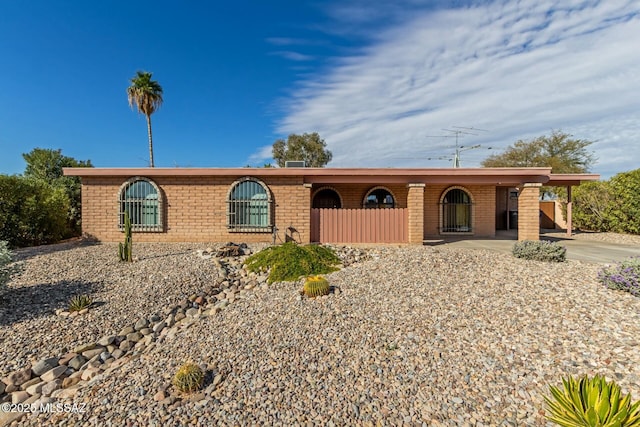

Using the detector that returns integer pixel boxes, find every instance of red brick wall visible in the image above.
[517,183,541,241]
[313,184,408,209]
[81,176,310,243]
[407,184,425,244]
[423,184,496,238]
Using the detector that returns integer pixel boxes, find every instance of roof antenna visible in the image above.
[424,126,490,167]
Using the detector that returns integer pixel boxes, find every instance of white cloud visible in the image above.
[269,50,315,61]
[269,0,640,178]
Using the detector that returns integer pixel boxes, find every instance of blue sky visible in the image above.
[1,1,638,178]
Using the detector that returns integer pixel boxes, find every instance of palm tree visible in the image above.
[127,71,163,167]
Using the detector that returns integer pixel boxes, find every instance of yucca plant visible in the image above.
[545,375,640,427]
[303,275,330,298]
[172,362,204,393]
[68,294,93,312]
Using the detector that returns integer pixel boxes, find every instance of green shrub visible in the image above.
[0,240,22,292]
[572,169,640,235]
[0,175,72,247]
[598,257,640,298]
[172,363,204,393]
[545,374,640,426]
[244,242,340,283]
[572,180,613,232]
[512,240,566,262]
[303,275,330,297]
[68,294,93,312]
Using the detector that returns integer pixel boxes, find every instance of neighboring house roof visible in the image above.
[63,167,599,186]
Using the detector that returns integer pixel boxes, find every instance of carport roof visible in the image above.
[63,167,599,186]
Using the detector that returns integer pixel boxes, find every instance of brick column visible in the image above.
[517,183,541,241]
[298,183,313,243]
[407,183,425,244]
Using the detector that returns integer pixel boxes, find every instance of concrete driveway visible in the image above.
[428,230,639,264]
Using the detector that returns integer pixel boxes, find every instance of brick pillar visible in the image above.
[299,183,313,243]
[407,183,425,244]
[517,183,541,241]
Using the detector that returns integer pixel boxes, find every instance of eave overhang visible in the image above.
[63,167,599,186]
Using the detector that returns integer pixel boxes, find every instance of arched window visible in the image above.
[440,187,473,233]
[118,177,162,232]
[312,188,342,208]
[227,178,272,232]
[363,187,395,208]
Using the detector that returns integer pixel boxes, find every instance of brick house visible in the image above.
[63,167,598,244]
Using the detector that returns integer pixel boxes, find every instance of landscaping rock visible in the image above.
[41,379,62,397]
[40,366,66,382]
[126,332,143,343]
[134,318,149,331]
[58,352,78,366]
[82,347,105,360]
[73,343,97,354]
[68,355,88,371]
[3,367,32,388]
[26,381,45,396]
[97,335,116,346]
[31,357,59,376]
[12,390,30,404]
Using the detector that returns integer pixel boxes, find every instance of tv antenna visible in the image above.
[424,126,490,167]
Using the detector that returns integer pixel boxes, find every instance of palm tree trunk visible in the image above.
[146,114,155,167]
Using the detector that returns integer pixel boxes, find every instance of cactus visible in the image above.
[303,275,330,298]
[118,211,133,262]
[68,294,92,312]
[545,374,640,427]
[172,362,204,393]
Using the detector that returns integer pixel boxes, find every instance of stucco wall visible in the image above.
[81,175,310,243]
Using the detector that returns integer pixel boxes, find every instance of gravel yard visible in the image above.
[2,241,640,426]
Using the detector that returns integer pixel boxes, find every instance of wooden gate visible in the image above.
[311,208,408,243]
[539,201,556,229]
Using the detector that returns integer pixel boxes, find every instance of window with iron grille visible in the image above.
[363,187,396,208]
[441,188,473,233]
[118,177,163,232]
[227,178,272,232]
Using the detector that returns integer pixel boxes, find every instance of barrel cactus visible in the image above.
[173,362,204,393]
[303,275,330,298]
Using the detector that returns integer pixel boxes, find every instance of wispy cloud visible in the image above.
[269,50,315,61]
[268,0,640,178]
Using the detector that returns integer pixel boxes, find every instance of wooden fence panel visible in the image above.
[311,208,407,243]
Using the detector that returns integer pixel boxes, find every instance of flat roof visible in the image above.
[63,167,599,186]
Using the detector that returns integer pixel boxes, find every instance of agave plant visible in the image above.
[68,294,93,312]
[303,275,330,298]
[545,375,640,427]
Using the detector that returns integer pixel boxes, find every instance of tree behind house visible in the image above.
[272,132,332,167]
[127,71,163,167]
[481,130,596,173]
[22,148,93,235]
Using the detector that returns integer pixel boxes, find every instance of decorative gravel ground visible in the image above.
[2,241,640,426]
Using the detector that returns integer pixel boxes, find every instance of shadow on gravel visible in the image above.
[0,279,102,326]
[12,239,100,262]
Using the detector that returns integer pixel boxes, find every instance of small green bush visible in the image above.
[512,240,566,262]
[598,257,640,297]
[545,374,640,426]
[0,240,22,293]
[244,242,340,283]
[68,294,93,312]
[173,363,204,394]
